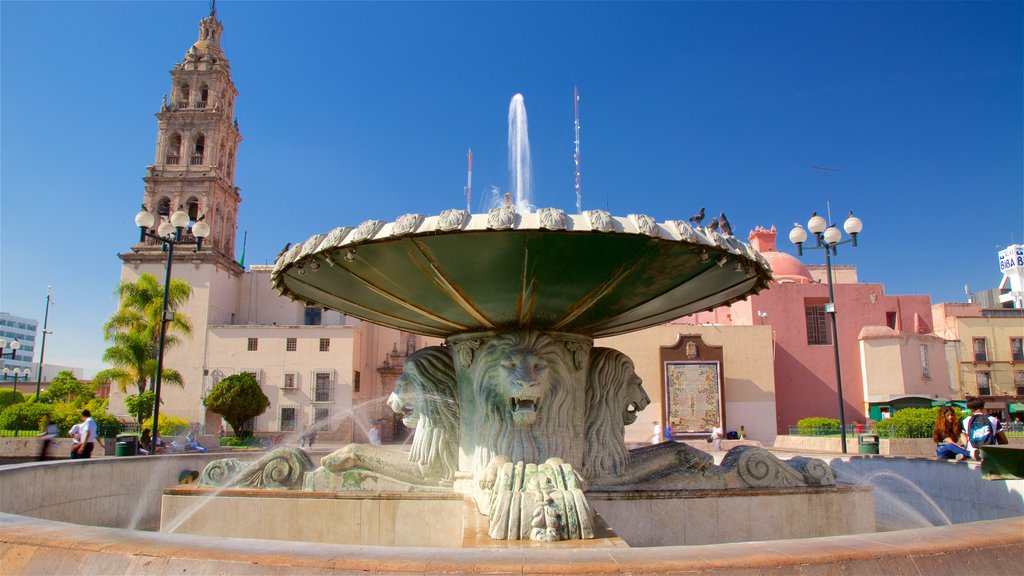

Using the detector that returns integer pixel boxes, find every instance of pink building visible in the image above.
[676,226,949,432]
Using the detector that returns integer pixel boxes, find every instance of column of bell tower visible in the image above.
[126,11,243,265]
[116,8,245,426]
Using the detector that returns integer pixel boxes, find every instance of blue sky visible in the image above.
[1,1,1021,377]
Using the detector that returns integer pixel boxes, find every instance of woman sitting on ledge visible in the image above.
[933,406,971,460]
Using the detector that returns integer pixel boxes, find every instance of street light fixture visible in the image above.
[790,210,864,454]
[34,286,53,402]
[0,339,21,362]
[134,204,210,453]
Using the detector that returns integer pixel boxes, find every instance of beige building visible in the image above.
[932,303,1024,416]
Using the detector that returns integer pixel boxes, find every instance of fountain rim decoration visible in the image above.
[271,208,774,339]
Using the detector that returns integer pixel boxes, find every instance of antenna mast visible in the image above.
[574,86,582,214]
[465,149,473,213]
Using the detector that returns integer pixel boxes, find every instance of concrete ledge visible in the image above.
[2,512,1022,575]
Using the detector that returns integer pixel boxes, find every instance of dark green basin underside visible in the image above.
[279,230,766,338]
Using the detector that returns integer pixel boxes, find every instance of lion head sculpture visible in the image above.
[387,346,459,481]
[468,330,578,471]
[582,347,651,480]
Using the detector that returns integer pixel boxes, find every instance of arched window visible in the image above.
[191,134,205,165]
[186,197,200,222]
[178,83,191,108]
[198,85,209,109]
[157,197,172,217]
[165,133,182,165]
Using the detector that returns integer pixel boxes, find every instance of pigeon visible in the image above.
[706,218,719,233]
[688,207,705,227]
[275,242,291,261]
[719,212,732,236]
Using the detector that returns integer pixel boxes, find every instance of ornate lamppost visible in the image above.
[790,211,863,454]
[34,286,53,401]
[134,205,210,453]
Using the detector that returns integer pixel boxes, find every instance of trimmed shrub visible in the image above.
[797,417,840,435]
[50,402,121,437]
[0,388,25,412]
[874,407,968,439]
[0,402,51,432]
[143,415,191,438]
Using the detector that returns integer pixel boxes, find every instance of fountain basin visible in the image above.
[272,211,771,338]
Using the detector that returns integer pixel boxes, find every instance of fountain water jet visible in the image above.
[507,93,534,214]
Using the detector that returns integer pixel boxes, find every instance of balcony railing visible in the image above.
[189,154,204,165]
[164,154,181,165]
[196,101,207,109]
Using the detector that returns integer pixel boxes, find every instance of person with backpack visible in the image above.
[961,397,1008,460]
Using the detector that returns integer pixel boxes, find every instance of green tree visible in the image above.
[203,373,269,438]
[124,391,156,425]
[94,273,192,426]
[43,371,96,405]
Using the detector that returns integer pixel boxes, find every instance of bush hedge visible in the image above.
[797,417,840,435]
[0,388,25,412]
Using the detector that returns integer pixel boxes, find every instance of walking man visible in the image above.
[71,409,98,459]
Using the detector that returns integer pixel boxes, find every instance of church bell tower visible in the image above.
[121,5,243,269]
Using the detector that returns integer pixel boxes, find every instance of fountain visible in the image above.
[182,94,854,544]
[1,94,1021,572]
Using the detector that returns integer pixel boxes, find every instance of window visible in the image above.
[286,338,297,352]
[977,371,991,396]
[353,370,361,393]
[313,407,330,430]
[280,407,297,432]
[191,134,206,165]
[920,345,930,379]
[1011,338,1024,362]
[165,133,182,165]
[805,304,831,346]
[177,83,191,108]
[282,373,297,389]
[1015,371,1024,395]
[304,307,322,326]
[247,337,258,351]
[314,372,332,402]
[319,338,330,352]
[973,338,988,362]
[186,197,200,222]
[886,312,897,330]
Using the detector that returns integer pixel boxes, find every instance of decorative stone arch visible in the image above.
[164,133,183,165]
[185,197,201,222]
[156,196,172,218]
[190,133,206,165]
[198,84,210,109]
[177,82,191,108]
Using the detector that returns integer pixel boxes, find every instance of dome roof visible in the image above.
[760,250,812,283]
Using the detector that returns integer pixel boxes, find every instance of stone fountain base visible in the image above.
[160,482,872,547]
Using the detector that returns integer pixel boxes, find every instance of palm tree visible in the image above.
[95,274,192,425]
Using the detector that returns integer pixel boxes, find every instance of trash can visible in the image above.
[115,433,139,457]
[858,433,879,455]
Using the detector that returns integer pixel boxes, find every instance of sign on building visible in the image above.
[998,244,1023,308]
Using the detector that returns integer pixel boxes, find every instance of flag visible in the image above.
[238,230,247,267]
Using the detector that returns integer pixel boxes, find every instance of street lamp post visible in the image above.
[134,205,210,453]
[790,211,863,454]
[34,286,53,402]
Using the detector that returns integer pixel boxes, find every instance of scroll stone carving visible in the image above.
[483,458,594,541]
[438,209,468,231]
[538,208,567,230]
[353,219,385,242]
[393,213,423,236]
[628,214,659,237]
[313,227,353,254]
[450,339,480,369]
[487,206,516,230]
[297,234,326,259]
[585,209,614,232]
[199,448,314,490]
[564,340,591,371]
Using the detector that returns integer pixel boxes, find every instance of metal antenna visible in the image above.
[574,86,582,214]
[465,149,473,213]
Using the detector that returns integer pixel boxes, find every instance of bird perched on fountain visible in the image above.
[719,212,732,236]
[688,207,705,227]
[275,242,291,262]
[706,218,719,233]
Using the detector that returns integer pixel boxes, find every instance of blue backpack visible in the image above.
[966,414,996,448]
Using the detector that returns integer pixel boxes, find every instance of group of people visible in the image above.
[933,396,1009,461]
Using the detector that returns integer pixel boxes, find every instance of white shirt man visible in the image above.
[71,410,98,459]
